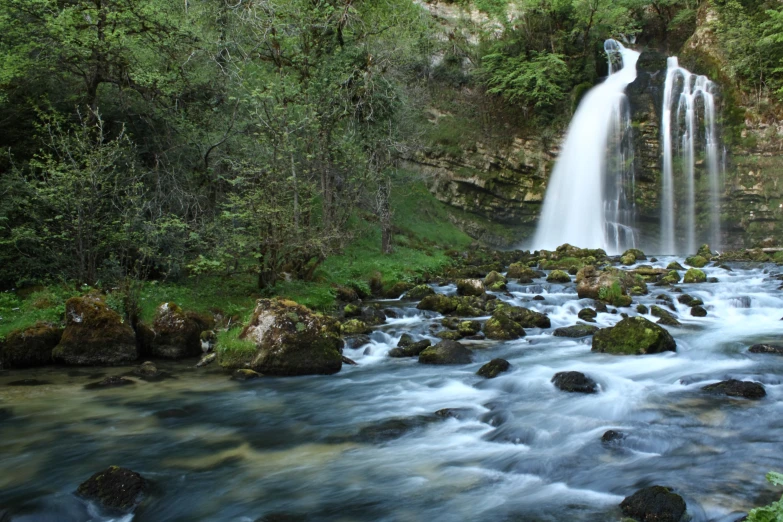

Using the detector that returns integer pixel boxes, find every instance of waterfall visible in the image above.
[660,58,721,254]
[532,40,639,254]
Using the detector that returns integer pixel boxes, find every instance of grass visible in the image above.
[215,326,257,368]
[0,286,80,340]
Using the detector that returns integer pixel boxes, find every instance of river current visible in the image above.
[2,258,783,521]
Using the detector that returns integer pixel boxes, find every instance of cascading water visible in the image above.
[532,40,639,254]
[660,58,721,254]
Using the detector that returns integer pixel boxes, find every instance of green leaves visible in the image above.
[483,50,569,110]
[746,471,783,522]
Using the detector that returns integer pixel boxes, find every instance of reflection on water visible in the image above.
[2,258,783,521]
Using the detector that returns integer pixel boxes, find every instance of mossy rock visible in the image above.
[690,305,707,317]
[76,466,147,512]
[483,311,525,340]
[697,244,713,259]
[340,319,371,335]
[404,284,435,300]
[683,268,707,284]
[551,371,598,393]
[546,270,571,283]
[507,263,539,282]
[458,320,481,336]
[436,330,463,341]
[488,281,507,291]
[53,296,137,366]
[636,304,649,314]
[417,294,458,314]
[490,304,550,328]
[553,323,599,338]
[620,486,686,522]
[667,261,685,270]
[389,339,431,358]
[456,279,485,297]
[483,271,507,286]
[418,340,473,365]
[650,305,681,327]
[578,308,597,323]
[384,281,415,299]
[236,299,342,376]
[661,270,681,284]
[576,266,646,304]
[150,302,203,359]
[620,253,636,265]
[685,255,708,268]
[623,248,647,261]
[591,316,676,355]
[344,304,362,317]
[477,358,510,378]
[0,322,62,369]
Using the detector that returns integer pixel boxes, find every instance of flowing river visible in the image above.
[2,258,783,521]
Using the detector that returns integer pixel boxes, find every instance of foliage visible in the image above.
[482,51,570,110]
[747,472,783,522]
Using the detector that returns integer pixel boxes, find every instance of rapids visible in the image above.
[2,260,783,521]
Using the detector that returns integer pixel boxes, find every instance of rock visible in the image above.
[483,271,507,286]
[354,415,438,443]
[621,253,636,265]
[551,371,598,393]
[233,299,343,376]
[384,281,414,298]
[232,369,261,381]
[360,306,387,326]
[341,355,358,365]
[636,304,649,314]
[343,303,362,317]
[677,294,703,306]
[436,330,463,340]
[389,339,431,358]
[690,305,707,317]
[707,277,719,283]
[749,344,783,355]
[483,311,525,340]
[650,305,681,327]
[661,270,681,284]
[532,295,545,301]
[458,320,482,336]
[477,358,511,378]
[341,319,371,335]
[697,244,713,259]
[8,379,51,386]
[620,486,686,522]
[623,248,647,261]
[133,321,155,358]
[576,266,642,307]
[383,309,399,319]
[0,322,62,369]
[685,255,708,268]
[76,466,147,512]
[594,302,608,313]
[546,270,571,283]
[200,330,217,353]
[578,308,597,323]
[683,268,707,284]
[702,379,766,400]
[84,376,135,389]
[601,430,624,443]
[196,353,217,367]
[490,304,550,328]
[344,334,371,349]
[335,285,360,302]
[667,261,685,270]
[52,296,137,366]
[507,263,539,282]
[457,279,485,297]
[135,361,159,376]
[397,333,415,347]
[150,302,203,359]
[417,294,458,314]
[418,340,473,365]
[553,324,600,338]
[404,285,435,300]
[592,316,677,355]
[488,280,507,291]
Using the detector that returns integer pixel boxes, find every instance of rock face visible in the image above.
[551,371,598,393]
[702,379,766,400]
[592,317,677,355]
[619,485,686,522]
[235,299,343,376]
[553,324,599,338]
[418,340,472,365]
[150,303,203,359]
[76,466,147,512]
[477,358,510,378]
[0,322,62,368]
[53,296,137,365]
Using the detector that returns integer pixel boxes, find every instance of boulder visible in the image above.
[76,466,147,512]
[418,340,473,365]
[636,304,649,314]
[384,281,414,298]
[234,299,343,376]
[483,311,525,340]
[507,263,539,282]
[702,379,766,400]
[683,268,707,284]
[551,371,598,393]
[546,270,571,283]
[578,308,597,323]
[690,306,707,317]
[623,248,647,261]
[661,270,681,284]
[650,305,681,327]
[417,294,458,314]
[489,304,550,328]
[621,253,636,265]
[601,430,624,443]
[389,339,431,358]
[677,294,703,306]
[53,296,137,365]
[436,330,463,341]
[134,361,159,377]
[667,261,685,270]
[343,303,362,317]
[341,319,372,335]
[150,302,203,359]
[344,334,371,349]
[477,358,511,378]
[483,271,507,287]
[0,322,62,368]
[457,279,485,297]
[576,266,643,306]
[685,255,708,268]
[458,320,482,336]
[404,285,435,300]
[749,344,783,355]
[553,324,599,338]
[620,486,686,522]
[591,317,677,355]
[360,306,387,326]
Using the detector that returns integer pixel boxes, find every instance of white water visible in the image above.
[533,41,639,254]
[660,58,721,254]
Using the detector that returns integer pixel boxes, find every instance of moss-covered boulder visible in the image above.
[418,340,473,365]
[650,305,681,327]
[384,281,415,298]
[477,358,510,378]
[660,270,681,284]
[341,319,372,335]
[457,279,485,297]
[344,303,362,318]
[578,308,597,323]
[76,466,147,512]
[591,316,676,355]
[458,320,482,336]
[483,311,525,340]
[389,339,431,358]
[576,266,644,306]
[620,253,636,265]
[483,271,507,286]
[436,330,463,341]
[553,324,599,338]
[360,306,387,326]
[404,284,435,300]
[53,296,137,365]
[685,255,708,268]
[417,294,458,314]
[0,322,62,368]
[546,270,571,283]
[489,304,550,328]
[667,261,685,270]
[150,302,204,359]
[697,244,714,259]
[507,262,540,282]
[683,268,707,283]
[620,486,686,522]
[234,299,342,375]
[623,248,647,261]
[690,305,707,317]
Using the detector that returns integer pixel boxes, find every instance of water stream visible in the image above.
[2,260,783,521]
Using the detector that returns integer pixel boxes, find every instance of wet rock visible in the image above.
[383,309,399,319]
[341,319,372,335]
[435,408,474,419]
[594,302,608,313]
[477,358,511,378]
[650,305,681,327]
[636,304,649,314]
[398,333,415,347]
[677,294,703,306]
[229,299,342,376]
[620,485,686,522]
[697,244,714,259]
[667,261,685,270]
[546,270,571,283]
[483,271,507,287]
[458,320,482,336]
[621,253,636,265]
[343,303,362,318]
[685,255,708,268]
[341,355,358,365]
[135,361,159,376]
[749,344,783,355]
[532,295,546,301]
[354,415,438,443]
[661,270,681,284]
[418,340,473,365]
[683,268,707,284]
[592,316,677,355]
[578,308,597,323]
[196,353,217,367]
[551,371,598,393]
[77,466,147,512]
[232,369,261,381]
[690,305,707,317]
[84,376,135,390]
[457,279,485,297]
[388,339,431,358]
[435,330,463,341]
[483,311,525,340]
[384,281,414,298]
[0,322,63,369]
[150,302,204,359]
[507,263,539,283]
[488,304,550,328]
[360,306,387,326]
[344,334,371,349]
[601,430,625,443]
[8,379,51,386]
[53,295,137,366]
[553,324,600,338]
[702,379,766,400]
[417,294,458,314]
[576,266,641,307]
[624,248,647,261]
[404,285,435,300]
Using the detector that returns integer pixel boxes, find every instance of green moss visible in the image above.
[683,268,707,284]
[216,328,257,369]
[685,255,708,268]
[484,311,525,340]
[546,270,571,283]
[592,316,676,355]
